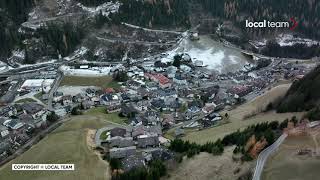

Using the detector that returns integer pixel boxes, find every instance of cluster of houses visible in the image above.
[0,51,313,166]
[0,102,49,162]
[100,127,173,172]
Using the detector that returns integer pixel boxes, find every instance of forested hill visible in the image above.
[78,0,190,28]
[277,65,320,113]
[78,0,320,39]
[0,0,34,58]
[198,0,320,40]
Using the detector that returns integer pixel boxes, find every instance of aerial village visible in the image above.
[0,48,317,171]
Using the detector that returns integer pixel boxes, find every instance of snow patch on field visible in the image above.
[161,38,227,71]
[60,65,111,76]
[58,86,100,95]
[64,47,88,61]
[276,34,319,47]
[77,1,121,16]
[12,50,25,59]
[251,34,319,48]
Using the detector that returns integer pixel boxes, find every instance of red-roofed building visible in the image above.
[227,85,253,97]
[105,88,115,94]
[145,73,171,89]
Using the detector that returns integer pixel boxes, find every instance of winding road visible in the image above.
[252,133,288,180]
[96,36,176,46]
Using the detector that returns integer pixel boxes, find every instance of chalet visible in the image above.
[109,146,136,159]
[131,124,162,139]
[137,134,159,148]
[21,103,45,120]
[101,94,120,106]
[110,127,127,138]
[109,136,134,148]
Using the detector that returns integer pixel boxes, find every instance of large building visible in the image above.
[20,79,54,92]
[145,73,172,89]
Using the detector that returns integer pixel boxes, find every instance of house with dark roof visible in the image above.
[3,119,25,132]
[109,146,136,159]
[137,134,159,148]
[150,148,173,161]
[120,104,138,117]
[21,103,45,120]
[143,111,161,126]
[0,106,17,117]
[109,136,134,148]
[110,127,127,138]
[150,99,166,110]
[101,94,121,106]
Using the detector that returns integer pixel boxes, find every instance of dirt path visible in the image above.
[86,129,111,180]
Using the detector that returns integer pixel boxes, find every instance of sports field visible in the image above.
[60,76,120,89]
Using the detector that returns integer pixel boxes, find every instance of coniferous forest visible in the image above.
[0,0,34,59]
[1,0,320,60]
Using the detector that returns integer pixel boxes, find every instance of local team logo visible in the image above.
[246,17,298,31]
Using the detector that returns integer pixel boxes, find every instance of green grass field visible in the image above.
[60,76,121,89]
[84,107,127,125]
[0,115,113,180]
[262,134,320,180]
[100,130,109,140]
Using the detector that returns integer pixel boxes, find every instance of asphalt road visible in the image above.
[252,133,288,180]
[96,36,176,46]
[47,71,63,111]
